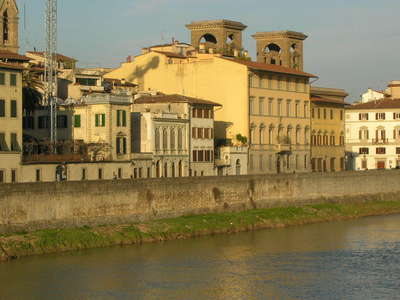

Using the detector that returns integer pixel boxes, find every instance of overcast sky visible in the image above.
[17,0,400,102]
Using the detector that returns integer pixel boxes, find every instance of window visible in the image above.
[0,170,4,183]
[340,110,344,120]
[317,108,320,119]
[0,73,5,85]
[10,133,20,151]
[330,109,333,120]
[259,97,265,115]
[359,148,369,154]
[376,113,386,120]
[10,74,17,86]
[98,168,103,179]
[118,168,122,179]
[323,109,327,119]
[249,75,254,87]
[396,148,400,155]
[259,154,264,170]
[0,99,4,117]
[81,168,87,180]
[163,129,168,149]
[192,108,196,118]
[249,97,255,115]
[38,116,50,129]
[35,169,41,182]
[74,115,81,127]
[192,127,197,139]
[359,128,369,140]
[0,133,9,151]
[203,109,210,119]
[76,77,97,86]
[197,128,203,139]
[155,128,160,150]
[170,130,176,149]
[286,100,291,117]
[277,99,282,116]
[117,110,127,127]
[10,100,17,117]
[393,113,400,120]
[11,169,16,183]
[193,150,198,162]
[268,98,273,115]
[95,113,106,127]
[178,128,183,150]
[57,115,68,128]
[359,113,369,120]
[295,101,300,117]
[376,147,386,155]
[311,108,315,119]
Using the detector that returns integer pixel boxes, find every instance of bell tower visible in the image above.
[186,19,247,55]
[0,0,19,53]
[252,31,307,71]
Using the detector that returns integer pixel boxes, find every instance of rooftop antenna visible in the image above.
[44,0,58,149]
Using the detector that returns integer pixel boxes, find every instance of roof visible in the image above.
[0,50,30,61]
[26,51,77,62]
[153,51,187,59]
[134,94,222,107]
[311,95,349,106]
[221,57,317,78]
[186,19,247,30]
[143,41,192,49]
[348,98,400,110]
[0,62,24,70]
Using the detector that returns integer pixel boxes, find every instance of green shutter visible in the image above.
[0,73,4,85]
[117,110,121,126]
[0,100,4,117]
[116,137,120,154]
[102,114,106,127]
[74,115,81,127]
[123,138,127,154]
[95,114,99,127]
[122,111,127,127]
[11,100,17,118]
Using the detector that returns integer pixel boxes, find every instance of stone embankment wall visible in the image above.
[1,171,399,233]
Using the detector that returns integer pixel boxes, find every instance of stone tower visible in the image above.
[185,19,247,54]
[252,31,307,71]
[0,0,19,53]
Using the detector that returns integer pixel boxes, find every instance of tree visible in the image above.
[236,134,248,145]
[22,69,44,113]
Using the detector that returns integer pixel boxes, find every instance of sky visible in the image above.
[17,0,400,102]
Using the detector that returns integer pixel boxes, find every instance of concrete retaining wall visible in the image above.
[1,170,399,233]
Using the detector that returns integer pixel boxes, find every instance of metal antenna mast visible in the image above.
[44,0,58,148]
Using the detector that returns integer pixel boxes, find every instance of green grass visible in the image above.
[2,200,400,261]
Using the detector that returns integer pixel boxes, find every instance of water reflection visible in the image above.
[0,215,399,300]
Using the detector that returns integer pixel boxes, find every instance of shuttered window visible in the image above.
[0,133,9,151]
[74,115,81,127]
[10,133,20,152]
[10,100,17,117]
[0,100,4,117]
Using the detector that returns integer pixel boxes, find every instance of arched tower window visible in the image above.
[264,43,282,65]
[200,34,217,44]
[3,10,9,42]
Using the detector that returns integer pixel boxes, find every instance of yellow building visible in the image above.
[0,62,23,183]
[310,87,348,172]
[105,20,317,174]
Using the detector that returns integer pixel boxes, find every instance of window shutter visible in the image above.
[116,137,120,154]
[0,100,4,117]
[95,114,99,127]
[123,138,127,154]
[359,130,362,140]
[122,111,126,127]
[102,114,106,126]
[11,100,17,117]
[117,110,121,126]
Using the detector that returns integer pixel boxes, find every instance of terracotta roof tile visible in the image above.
[134,94,222,106]
[348,98,400,110]
[0,50,30,61]
[0,62,24,70]
[221,57,318,78]
[311,95,348,105]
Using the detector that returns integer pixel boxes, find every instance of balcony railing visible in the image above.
[372,138,389,145]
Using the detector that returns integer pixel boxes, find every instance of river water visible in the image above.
[1,215,400,300]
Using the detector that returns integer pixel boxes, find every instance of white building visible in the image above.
[345,81,400,170]
[360,88,385,103]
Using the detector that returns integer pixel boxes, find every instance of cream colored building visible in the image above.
[133,93,221,177]
[310,87,347,172]
[0,62,22,183]
[345,81,400,170]
[105,20,316,174]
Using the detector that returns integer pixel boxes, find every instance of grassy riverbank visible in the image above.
[2,200,400,262]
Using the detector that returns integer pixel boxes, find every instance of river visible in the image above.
[1,214,400,300]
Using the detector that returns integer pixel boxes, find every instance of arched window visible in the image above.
[296,125,301,144]
[278,125,284,144]
[178,161,183,177]
[286,125,293,145]
[250,123,256,145]
[156,161,161,178]
[268,125,274,145]
[171,162,175,178]
[375,127,386,142]
[170,129,176,150]
[359,127,369,141]
[3,10,8,42]
[162,128,168,149]
[155,128,160,150]
[178,128,183,150]
[305,127,310,145]
[200,34,218,44]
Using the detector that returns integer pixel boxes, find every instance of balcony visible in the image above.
[372,138,389,145]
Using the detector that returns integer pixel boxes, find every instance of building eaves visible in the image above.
[221,57,317,78]
[0,50,30,61]
[347,98,400,110]
[134,94,222,107]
